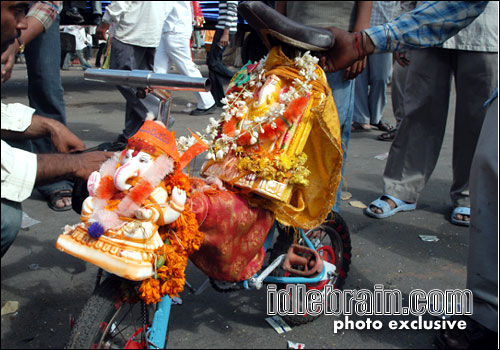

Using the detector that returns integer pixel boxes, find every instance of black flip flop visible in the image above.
[377,128,397,141]
[372,119,394,132]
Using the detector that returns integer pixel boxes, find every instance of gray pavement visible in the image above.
[1,57,470,349]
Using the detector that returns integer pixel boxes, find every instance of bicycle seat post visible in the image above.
[150,89,173,128]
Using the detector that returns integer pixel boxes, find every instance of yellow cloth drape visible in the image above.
[257,47,343,229]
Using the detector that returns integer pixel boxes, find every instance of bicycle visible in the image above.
[66,3,351,348]
[65,69,351,347]
[66,212,351,349]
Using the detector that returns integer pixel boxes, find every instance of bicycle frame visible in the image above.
[80,69,339,349]
[145,224,338,349]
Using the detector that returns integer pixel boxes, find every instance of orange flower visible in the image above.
[138,191,204,303]
[139,278,162,304]
[164,171,191,195]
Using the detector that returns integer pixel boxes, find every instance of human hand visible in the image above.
[73,151,114,179]
[343,57,367,80]
[49,120,86,153]
[1,41,18,83]
[394,51,410,67]
[319,27,374,73]
[220,31,230,47]
[96,22,110,41]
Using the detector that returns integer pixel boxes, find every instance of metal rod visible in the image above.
[84,69,210,92]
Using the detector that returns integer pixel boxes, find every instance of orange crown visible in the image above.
[128,121,180,162]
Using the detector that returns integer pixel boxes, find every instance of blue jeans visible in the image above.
[353,53,393,125]
[326,71,355,213]
[62,49,91,70]
[24,14,73,197]
[1,199,22,257]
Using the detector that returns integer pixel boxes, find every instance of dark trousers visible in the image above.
[95,42,106,67]
[109,38,156,139]
[207,29,234,106]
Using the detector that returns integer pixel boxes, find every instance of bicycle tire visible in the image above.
[67,276,153,349]
[269,211,352,326]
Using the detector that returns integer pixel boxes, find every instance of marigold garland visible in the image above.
[139,204,204,304]
[164,170,191,196]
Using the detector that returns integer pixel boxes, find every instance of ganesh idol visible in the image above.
[56,117,204,282]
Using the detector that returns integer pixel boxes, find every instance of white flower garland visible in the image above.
[176,51,319,162]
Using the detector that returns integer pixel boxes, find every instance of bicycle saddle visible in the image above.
[238,1,335,52]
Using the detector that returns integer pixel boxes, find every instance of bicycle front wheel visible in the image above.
[67,276,155,349]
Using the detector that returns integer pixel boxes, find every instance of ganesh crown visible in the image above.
[128,120,180,162]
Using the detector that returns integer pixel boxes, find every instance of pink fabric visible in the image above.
[189,178,275,282]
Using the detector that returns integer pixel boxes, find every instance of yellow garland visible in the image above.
[237,152,311,186]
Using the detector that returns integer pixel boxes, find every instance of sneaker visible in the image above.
[190,104,217,116]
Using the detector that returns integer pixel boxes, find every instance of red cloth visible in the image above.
[192,1,205,28]
[189,178,275,282]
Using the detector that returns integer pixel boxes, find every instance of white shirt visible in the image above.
[86,33,93,47]
[162,1,193,34]
[1,103,38,203]
[64,25,87,51]
[102,1,171,47]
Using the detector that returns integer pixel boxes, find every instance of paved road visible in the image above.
[1,59,469,349]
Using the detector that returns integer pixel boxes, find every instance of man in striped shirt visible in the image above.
[206,1,238,109]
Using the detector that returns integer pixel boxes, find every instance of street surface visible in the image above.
[1,55,470,349]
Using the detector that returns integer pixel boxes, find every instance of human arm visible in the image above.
[1,112,86,153]
[219,1,238,46]
[1,140,112,202]
[343,1,372,80]
[220,29,230,46]
[1,1,58,83]
[321,1,489,72]
[36,152,114,185]
[97,1,129,40]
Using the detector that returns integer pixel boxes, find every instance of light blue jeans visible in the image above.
[1,199,22,257]
[62,49,91,70]
[24,14,74,198]
[353,53,393,125]
[326,70,355,213]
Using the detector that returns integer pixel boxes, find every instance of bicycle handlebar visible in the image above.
[84,69,210,92]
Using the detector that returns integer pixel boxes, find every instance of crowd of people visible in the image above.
[1,1,498,349]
